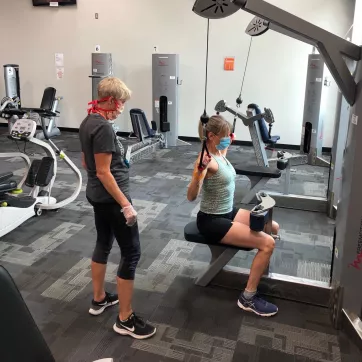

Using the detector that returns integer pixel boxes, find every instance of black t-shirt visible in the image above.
[79,113,129,203]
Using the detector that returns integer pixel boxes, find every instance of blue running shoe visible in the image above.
[238,293,278,317]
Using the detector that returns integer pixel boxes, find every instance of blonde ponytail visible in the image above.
[198,120,205,141]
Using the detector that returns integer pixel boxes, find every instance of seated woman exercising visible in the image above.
[187,115,279,317]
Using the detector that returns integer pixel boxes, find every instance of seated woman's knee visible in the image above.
[261,234,275,253]
[272,221,280,234]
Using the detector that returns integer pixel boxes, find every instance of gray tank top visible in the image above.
[200,154,236,215]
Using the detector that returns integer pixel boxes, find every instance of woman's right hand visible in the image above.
[187,153,211,202]
[197,153,212,173]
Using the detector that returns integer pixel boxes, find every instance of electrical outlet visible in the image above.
[153,46,158,53]
[95,13,99,19]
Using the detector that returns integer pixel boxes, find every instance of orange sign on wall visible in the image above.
[224,57,235,71]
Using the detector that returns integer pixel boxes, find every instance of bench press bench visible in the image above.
[184,164,281,287]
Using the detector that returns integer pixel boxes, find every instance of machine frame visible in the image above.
[193,0,362,340]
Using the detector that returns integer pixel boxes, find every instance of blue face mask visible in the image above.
[216,136,231,151]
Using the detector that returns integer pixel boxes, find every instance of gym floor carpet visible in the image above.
[0,130,360,362]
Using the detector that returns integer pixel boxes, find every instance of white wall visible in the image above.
[352,0,362,44]
[0,0,355,146]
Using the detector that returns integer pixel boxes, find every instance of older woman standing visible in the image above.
[79,77,156,340]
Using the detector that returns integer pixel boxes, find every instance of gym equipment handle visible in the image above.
[251,192,275,215]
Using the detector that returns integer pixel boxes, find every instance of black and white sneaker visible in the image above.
[89,292,119,316]
[113,313,157,339]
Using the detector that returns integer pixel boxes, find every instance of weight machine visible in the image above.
[89,53,113,101]
[193,0,362,342]
[217,98,329,212]
[198,17,330,212]
[239,44,331,167]
[299,51,330,167]
[125,108,167,166]
[152,53,189,148]
[1,64,62,139]
[196,5,350,214]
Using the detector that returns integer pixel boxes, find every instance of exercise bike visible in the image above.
[0,117,82,238]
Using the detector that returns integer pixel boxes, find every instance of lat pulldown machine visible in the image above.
[193,0,362,342]
[196,3,355,214]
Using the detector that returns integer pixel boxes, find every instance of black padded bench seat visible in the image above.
[184,221,256,287]
[184,221,252,251]
[3,108,57,118]
[2,87,58,119]
[234,164,281,178]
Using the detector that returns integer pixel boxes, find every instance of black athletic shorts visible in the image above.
[197,207,239,244]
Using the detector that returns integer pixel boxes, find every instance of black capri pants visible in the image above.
[87,198,141,280]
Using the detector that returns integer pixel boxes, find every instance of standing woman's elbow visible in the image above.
[96,168,110,181]
[94,153,112,181]
[97,170,108,180]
